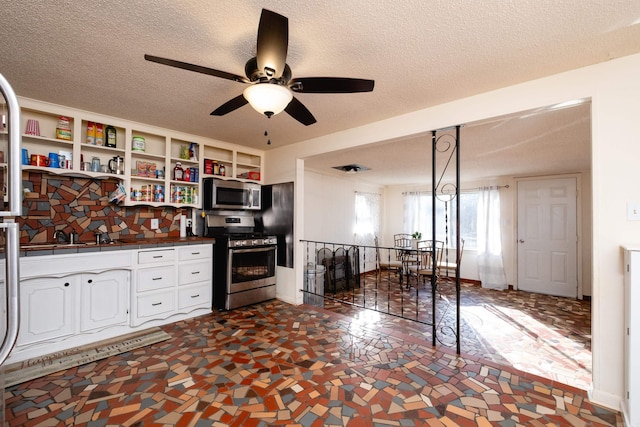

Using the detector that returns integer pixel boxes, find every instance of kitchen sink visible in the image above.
[21,242,99,250]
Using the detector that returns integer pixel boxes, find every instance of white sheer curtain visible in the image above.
[476,186,507,290]
[403,192,429,237]
[354,192,381,270]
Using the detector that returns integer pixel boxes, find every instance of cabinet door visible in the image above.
[80,270,129,332]
[18,277,76,346]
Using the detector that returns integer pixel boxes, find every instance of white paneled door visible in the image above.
[517,177,578,298]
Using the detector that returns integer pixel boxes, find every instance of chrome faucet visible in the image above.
[53,230,78,244]
[53,230,69,243]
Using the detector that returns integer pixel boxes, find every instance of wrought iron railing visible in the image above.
[300,239,460,350]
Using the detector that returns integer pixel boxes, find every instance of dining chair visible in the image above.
[439,238,465,283]
[408,240,444,290]
[375,236,404,274]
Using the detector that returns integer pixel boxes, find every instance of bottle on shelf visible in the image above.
[173,162,184,181]
[219,164,226,176]
[105,125,117,148]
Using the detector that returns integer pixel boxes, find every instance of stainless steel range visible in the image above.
[204,212,277,310]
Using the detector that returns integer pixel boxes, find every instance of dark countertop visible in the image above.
[17,236,215,257]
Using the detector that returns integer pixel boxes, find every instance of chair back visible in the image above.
[394,233,412,248]
[417,249,435,271]
[394,234,412,260]
[416,240,444,270]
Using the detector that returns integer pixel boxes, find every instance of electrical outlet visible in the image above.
[151,218,159,229]
[628,203,640,221]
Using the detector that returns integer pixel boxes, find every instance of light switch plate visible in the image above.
[628,203,640,221]
[151,218,159,229]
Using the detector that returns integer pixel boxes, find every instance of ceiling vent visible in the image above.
[332,164,370,174]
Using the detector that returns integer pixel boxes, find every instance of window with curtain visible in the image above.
[354,191,381,239]
[354,192,380,270]
[403,191,478,249]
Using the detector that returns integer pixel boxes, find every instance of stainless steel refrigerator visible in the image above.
[0,73,23,421]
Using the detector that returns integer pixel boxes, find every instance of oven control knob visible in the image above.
[252,239,259,246]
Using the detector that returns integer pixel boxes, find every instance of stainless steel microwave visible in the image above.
[203,178,261,210]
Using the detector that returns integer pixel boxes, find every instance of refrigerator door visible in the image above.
[0,73,22,372]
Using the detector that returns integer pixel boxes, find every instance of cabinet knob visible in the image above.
[64,282,70,287]
[191,294,200,298]
[87,279,93,284]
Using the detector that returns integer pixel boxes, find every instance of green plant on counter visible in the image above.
[412,231,422,240]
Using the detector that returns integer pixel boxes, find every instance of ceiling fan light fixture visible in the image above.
[243,83,293,117]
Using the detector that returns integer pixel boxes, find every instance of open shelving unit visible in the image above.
[17,97,265,208]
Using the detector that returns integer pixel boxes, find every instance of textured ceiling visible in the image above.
[305,101,592,185]
[1,1,638,183]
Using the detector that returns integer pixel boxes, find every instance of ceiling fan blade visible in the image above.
[210,94,249,116]
[256,9,288,79]
[145,54,248,83]
[284,97,317,126]
[289,77,375,93]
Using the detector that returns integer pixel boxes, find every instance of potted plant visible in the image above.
[411,231,422,249]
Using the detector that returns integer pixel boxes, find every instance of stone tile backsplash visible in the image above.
[18,172,188,244]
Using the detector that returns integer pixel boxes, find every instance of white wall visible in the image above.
[304,170,384,243]
[264,52,640,410]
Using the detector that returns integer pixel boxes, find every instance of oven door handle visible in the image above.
[229,246,276,254]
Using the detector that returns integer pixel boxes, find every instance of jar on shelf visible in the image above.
[219,164,226,176]
[132,136,145,152]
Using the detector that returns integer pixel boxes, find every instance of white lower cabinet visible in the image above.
[131,244,212,326]
[18,276,77,346]
[177,245,212,310]
[18,270,130,346]
[80,270,129,332]
[11,243,212,364]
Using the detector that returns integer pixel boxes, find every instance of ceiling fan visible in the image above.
[145,9,374,126]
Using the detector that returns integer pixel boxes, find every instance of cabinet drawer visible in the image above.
[178,261,211,286]
[137,266,175,292]
[178,283,211,309]
[138,249,175,264]
[136,290,175,318]
[178,245,212,261]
